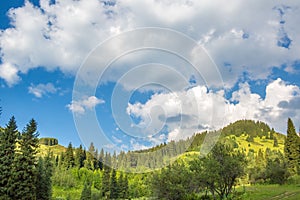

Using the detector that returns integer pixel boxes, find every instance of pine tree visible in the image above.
[36,152,53,200]
[80,181,92,200]
[0,117,18,199]
[110,169,118,199]
[98,148,104,170]
[284,118,299,175]
[10,119,39,200]
[118,172,129,199]
[75,144,85,168]
[65,142,75,168]
[102,166,111,198]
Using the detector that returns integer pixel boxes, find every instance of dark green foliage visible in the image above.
[190,143,247,199]
[265,156,289,184]
[152,162,192,200]
[109,169,118,199]
[65,142,75,168]
[75,144,86,168]
[101,166,111,198]
[0,117,18,199]
[11,119,39,200]
[221,120,271,137]
[246,135,254,142]
[273,136,279,147]
[36,153,54,200]
[39,137,58,146]
[118,172,128,199]
[84,142,99,170]
[80,181,92,200]
[284,118,300,175]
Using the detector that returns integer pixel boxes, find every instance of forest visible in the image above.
[1,111,300,199]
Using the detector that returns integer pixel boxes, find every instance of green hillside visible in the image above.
[23,119,300,200]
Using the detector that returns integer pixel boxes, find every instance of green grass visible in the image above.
[228,134,284,154]
[239,184,300,200]
[38,144,66,157]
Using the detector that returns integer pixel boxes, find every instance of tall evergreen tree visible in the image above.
[284,118,299,175]
[85,142,97,170]
[80,181,92,200]
[75,144,86,168]
[36,152,53,200]
[10,119,39,200]
[102,166,111,198]
[110,169,118,199]
[98,148,104,170]
[0,117,18,199]
[118,172,129,199]
[65,142,75,168]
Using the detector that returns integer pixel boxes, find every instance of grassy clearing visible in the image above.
[239,184,300,200]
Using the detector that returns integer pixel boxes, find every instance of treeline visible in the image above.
[0,117,53,200]
[1,113,300,199]
[40,137,59,146]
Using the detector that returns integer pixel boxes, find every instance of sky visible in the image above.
[0,0,300,152]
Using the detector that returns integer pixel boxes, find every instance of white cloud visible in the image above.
[112,135,122,143]
[130,139,150,151]
[67,96,105,114]
[0,63,20,86]
[28,82,58,98]
[0,0,299,89]
[127,79,300,142]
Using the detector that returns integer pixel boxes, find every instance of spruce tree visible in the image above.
[65,142,75,168]
[109,169,118,199]
[80,181,92,200]
[10,119,39,200]
[118,172,129,199]
[284,118,299,175]
[102,166,111,198]
[75,144,85,168]
[36,152,53,200]
[0,117,18,199]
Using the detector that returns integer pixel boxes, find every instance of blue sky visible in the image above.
[0,0,300,151]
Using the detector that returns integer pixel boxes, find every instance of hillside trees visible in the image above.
[190,143,247,199]
[152,162,192,200]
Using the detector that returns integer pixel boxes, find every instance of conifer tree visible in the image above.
[284,118,299,175]
[118,172,129,199]
[36,152,53,200]
[65,142,75,168]
[110,169,118,199]
[0,117,18,199]
[75,144,85,168]
[98,148,104,170]
[102,166,111,198]
[11,119,39,199]
[80,181,92,200]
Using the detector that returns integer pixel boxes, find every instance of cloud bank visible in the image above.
[0,0,299,88]
[127,78,300,142]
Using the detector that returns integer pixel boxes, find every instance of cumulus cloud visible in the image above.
[67,96,105,114]
[28,82,58,98]
[0,63,20,86]
[127,79,300,142]
[0,0,299,89]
